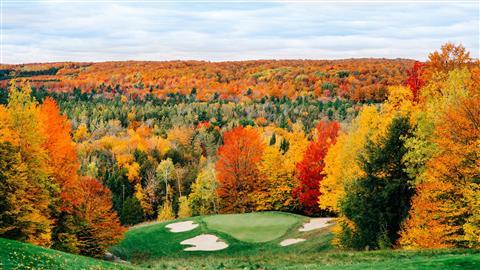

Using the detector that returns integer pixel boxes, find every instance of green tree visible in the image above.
[338,116,414,250]
[269,132,276,146]
[188,164,218,216]
[120,197,144,226]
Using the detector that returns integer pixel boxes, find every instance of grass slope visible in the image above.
[203,212,301,243]
[0,238,131,270]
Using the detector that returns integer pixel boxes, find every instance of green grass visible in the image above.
[0,237,132,270]
[142,249,480,269]
[203,212,302,243]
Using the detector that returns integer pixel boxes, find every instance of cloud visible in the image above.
[2,1,479,63]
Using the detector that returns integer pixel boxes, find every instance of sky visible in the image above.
[1,0,479,63]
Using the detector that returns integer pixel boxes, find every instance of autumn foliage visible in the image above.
[216,126,265,213]
[75,177,125,257]
[39,97,80,211]
[1,59,412,102]
[0,83,124,256]
[313,43,480,250]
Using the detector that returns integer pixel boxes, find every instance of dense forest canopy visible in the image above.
[0,59,413,102]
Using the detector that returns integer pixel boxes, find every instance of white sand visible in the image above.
[279,238,306,246]
[165,221,199,233]
[299,218,334,232]
[180,234,228,251]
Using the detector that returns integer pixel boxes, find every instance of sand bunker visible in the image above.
[299,218,334,232]
[165,221,199,233]
[180,234,228,251]
[279,238,306,246]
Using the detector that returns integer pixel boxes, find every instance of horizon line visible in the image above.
[1,57,423,66]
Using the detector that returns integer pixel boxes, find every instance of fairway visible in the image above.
[204,212,302,243]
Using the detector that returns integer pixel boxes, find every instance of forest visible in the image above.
[0,43,479,260]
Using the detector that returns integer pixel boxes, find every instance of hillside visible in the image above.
[0,59,413,101]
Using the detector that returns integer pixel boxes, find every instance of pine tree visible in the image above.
[338,116,414,250]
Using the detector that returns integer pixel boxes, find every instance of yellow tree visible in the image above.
[400,95,480,248]
[400,53,479,248]
[256,127,307,211]
[320,106,381,212]
[188,163,219,216]
[0,83,53,246]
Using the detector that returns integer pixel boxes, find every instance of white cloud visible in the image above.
[2,1,478,63]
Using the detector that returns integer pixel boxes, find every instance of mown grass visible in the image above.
[203,212,303,243]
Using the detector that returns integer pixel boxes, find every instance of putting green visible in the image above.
[203,212,301,243]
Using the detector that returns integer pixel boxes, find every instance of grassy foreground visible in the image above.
[110,211,480,269]
[1,237,479,270]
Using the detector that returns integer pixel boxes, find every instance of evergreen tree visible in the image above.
[120,197,144,226]
[269,132,276,146]
[339,116,414,250]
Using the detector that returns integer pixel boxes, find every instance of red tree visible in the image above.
[406,61,425,103]
[216,126,265,213]
[294,121,340,215]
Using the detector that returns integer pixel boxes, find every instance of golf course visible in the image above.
[1,212,480,269]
